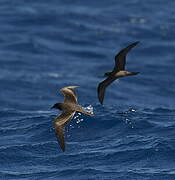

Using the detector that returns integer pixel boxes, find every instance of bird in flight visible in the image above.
[97,41,140,104]
[51,86,93,152]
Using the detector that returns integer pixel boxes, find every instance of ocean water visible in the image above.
[0,0,175,179]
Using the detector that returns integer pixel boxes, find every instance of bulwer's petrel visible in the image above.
[97,41,140,104]
[51,86,93,152]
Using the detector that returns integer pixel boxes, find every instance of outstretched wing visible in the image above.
[55,125,65,152]
[97,76,116,104]
[60,86,79,104]
[113,41,139,72]
[54,111,75,152]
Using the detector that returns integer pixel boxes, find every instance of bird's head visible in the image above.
[51,103,62,110]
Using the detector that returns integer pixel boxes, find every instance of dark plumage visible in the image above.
[97,41,140,104]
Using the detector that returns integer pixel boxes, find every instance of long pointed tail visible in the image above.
[129,72,140,76]
[74,105,94,116]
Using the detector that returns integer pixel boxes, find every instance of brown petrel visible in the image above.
[51,86,93,152]
[97,41,140,104]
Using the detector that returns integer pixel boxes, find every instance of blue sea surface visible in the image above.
[0,0,175,179]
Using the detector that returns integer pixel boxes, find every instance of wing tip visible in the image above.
[55,125,66,152]
[60,85,79,92]
[133,41,140,46]
[98,93,104,105]
[97,81,106,105]
[61,146,65,152]
[66,86,79,89]
[99,99,103,105]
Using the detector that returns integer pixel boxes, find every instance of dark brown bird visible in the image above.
[97,41,140,104]
[51,86,93,152]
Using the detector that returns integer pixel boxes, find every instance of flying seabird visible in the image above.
[97,41,140,104]
[51,86,93,152]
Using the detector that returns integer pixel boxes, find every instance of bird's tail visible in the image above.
[128,72,140,76]
[74,105,94,116]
